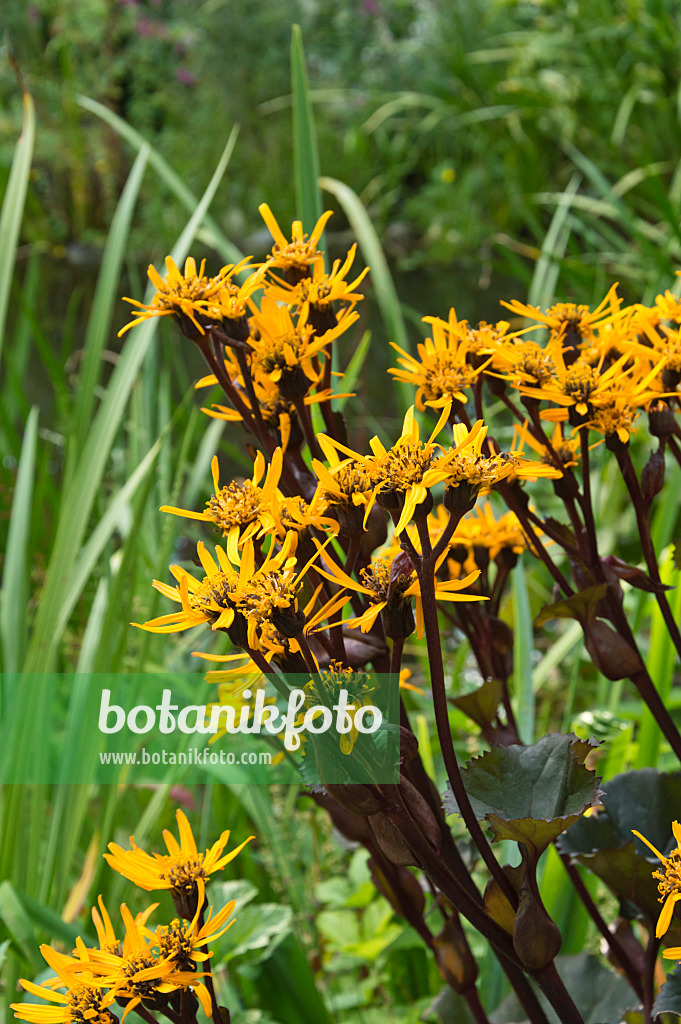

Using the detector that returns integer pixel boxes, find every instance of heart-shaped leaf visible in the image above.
[444,734,602,856]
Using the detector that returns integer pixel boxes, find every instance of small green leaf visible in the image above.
[444,734,602,855]
[219,903,292,966]
[209,878,259,911]
[534,583,609,627]
[451,676,503,729]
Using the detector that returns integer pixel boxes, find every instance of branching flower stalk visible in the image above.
[95,207,681,1023]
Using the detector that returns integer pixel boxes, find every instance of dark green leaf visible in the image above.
[558,769,681,925]
[535,584,609,627]
[444,734,602,855]
[451,676,503,729]
[654,965,681,1018]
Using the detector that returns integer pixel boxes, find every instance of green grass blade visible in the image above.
[319,175,412,407]
[49,438,162,647]
[290,24,323,235]
[76,95,244,267]
[528,172,580,308]
[24,132,237,672]
[337,329,371,410]
[0,89,35,367]
[71,145,149,456]
[636,553,681,768]
[512,554,534,744]
[1,407,38,674]
[0,881,41,974]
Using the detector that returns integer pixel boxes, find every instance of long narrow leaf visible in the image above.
[76,96,244,267]
[1,407,38,674]
[290,24,323,235]
[24,132,237,672]
[71,145,149,455]
[512,555,534,744]
[0,90,35,366]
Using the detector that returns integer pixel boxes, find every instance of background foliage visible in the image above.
[1,1,681,1021]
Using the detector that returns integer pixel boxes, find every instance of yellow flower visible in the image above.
[105,808,253,919]
[312,441,374,536]
[160,450,283,562]
[265,244,369,314]
[435,421,518,495]
[512,348,653,420]
[132,541,244,635]
[248,294,358,399]
[314,542,484,639]
[303,662,376,753]
[118,257,248,338]
[501,284,622,348]
[389,309,502,409]
[201,266,265,329]
[319,403,459,535]
[263,491,338,548]
[632,821,681,938]
[150,899,237,969]
[134,534,327,657]
[12,978,116,1024]
[259,203,333,277]
[70,904,211,1021]
[511,421,580,472]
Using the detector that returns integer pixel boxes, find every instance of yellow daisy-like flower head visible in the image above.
[248,295,358,401]
[632,821,681,938]
[12,979,116,1024]
[312,441,375,537]
[160,451,283,562]
[435,421,519,511]
[318,403,459,536]
[304,662,375,754]
[314,542,484,641]
[105,809,254,920]
[119,257,230,340]
[259,203,333,282]
[501,284,621,354]
[152,899,237,970]
[265,245,369,319]
[390,308,513,410]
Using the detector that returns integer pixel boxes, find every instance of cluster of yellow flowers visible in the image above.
[119,205,680,696]
[12,812,253,1024]
[391,285,680,446]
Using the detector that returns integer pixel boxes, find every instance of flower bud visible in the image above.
[512,887,562,970]
[369,812,415,866]
[662,367,681,391]
[443,481,479,516]
[641,449,665,503]
[648,401,675,439]
[584,619,644,680]
[433,915,479,993]
[367,857,425,918]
